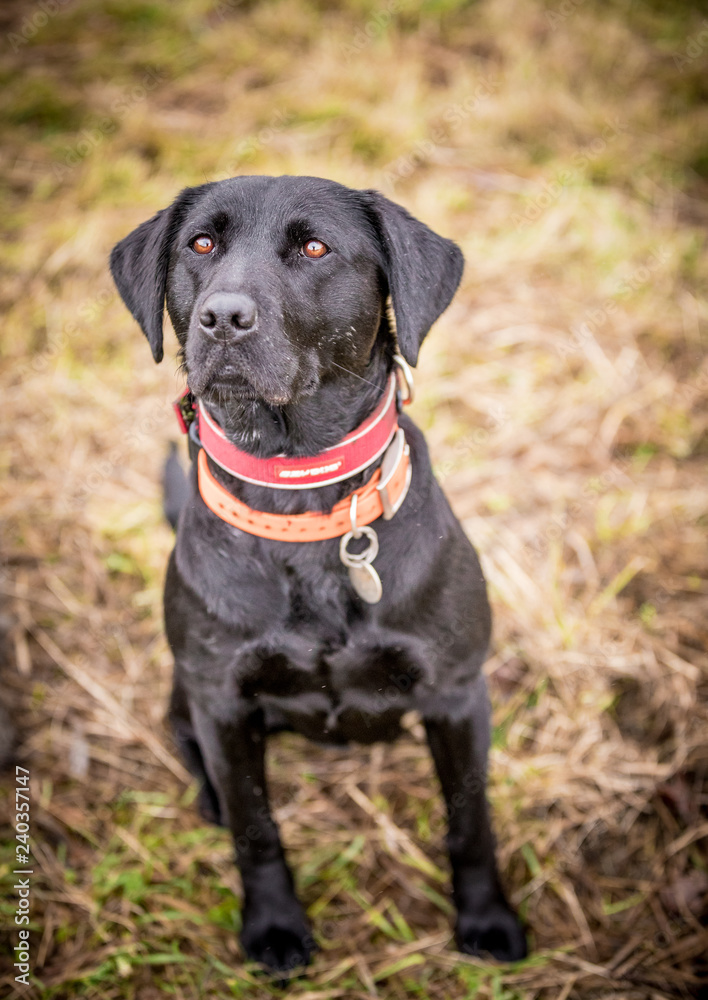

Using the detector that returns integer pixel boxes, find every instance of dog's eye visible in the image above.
[192,235,215,255]
[301,239,329,259]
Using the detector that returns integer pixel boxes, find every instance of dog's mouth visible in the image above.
[196,366,294,409]
[202,375,262,403]
[184,335,318,411]
[184,350,264,401]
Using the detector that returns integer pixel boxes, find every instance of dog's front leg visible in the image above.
[423,672,527,962]
[189,701,314,972]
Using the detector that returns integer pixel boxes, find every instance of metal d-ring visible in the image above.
[393,353,415,404]
[339,526,379,568]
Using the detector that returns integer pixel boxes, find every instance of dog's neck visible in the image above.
[195,341,395,516]
[201,343,392,460]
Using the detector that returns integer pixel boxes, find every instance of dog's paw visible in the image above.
[242,924,315,972]
[456,902,527,962]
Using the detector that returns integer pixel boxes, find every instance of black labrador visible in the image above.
[110,175,527,971]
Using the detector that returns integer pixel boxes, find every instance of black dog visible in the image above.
[110,175,527,971]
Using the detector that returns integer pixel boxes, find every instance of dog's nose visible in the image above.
[198,292,257,341]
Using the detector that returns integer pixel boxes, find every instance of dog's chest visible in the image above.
[227,558,429,739]
[173,521,434,741]
[244,561,422,690]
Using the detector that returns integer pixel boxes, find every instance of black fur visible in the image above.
[110,175,527,972]
[162,442,189,530]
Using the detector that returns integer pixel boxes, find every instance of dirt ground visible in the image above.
[1,1,707,997]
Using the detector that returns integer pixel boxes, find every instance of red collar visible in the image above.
[174,362,413,490]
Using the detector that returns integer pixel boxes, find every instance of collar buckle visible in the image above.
[377,428,411,520]
[173,390,196,434]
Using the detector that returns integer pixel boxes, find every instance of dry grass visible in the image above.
[1,1,707,997]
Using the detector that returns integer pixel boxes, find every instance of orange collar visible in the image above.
[197,427,412,542]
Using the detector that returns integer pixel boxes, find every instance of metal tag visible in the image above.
[348,562,383,604]
[339,512,382,603]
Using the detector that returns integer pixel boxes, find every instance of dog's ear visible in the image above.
[109,188,200,363]
[361,190,464,366]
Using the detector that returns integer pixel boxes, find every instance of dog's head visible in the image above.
[110,175,463,408]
